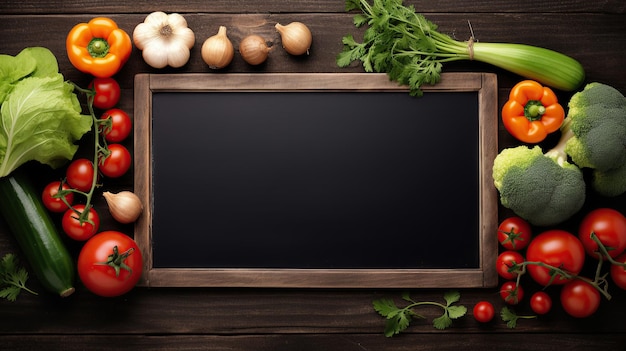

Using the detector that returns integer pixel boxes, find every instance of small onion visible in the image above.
[201,26,234,69]
[239,34,271,65]
[103,191,144,224]
[275,22,312,56]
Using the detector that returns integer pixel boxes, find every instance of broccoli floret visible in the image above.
[563,82,626,172]
[492,145,585,226]
[592,162,626,197]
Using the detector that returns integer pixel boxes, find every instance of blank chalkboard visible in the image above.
[133,73,499,288]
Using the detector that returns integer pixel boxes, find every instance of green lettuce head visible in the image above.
[0,47,92,178]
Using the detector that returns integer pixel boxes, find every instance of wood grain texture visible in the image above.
[1,1,625,349]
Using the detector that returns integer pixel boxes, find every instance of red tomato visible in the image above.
[66,159,95,192]
[530,291,552,315]
[498,216,532,250]
[41,181,74,213]
[578,208,626,260]
[99,144,131,178]
[100,108,132,143]
[610,253,626,290]
[473,301,495,323]
[78,231,143,297]
[496,250,524,280]
[89,77,121,110]
[500,281,524,305]
[526,230,585,286]
[61,204,100,241]
[560,280,601,318]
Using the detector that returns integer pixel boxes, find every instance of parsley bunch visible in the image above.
[337,0,585,94]
[0,253,37,301]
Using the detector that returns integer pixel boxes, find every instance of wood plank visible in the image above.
[0,13,624,93]
[2,333,626,351]
[0,0,624,15]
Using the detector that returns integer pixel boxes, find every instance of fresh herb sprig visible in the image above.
[337,0,585,95]
[0,253,37,301]
[500,307,536,328]
[373,290,467,337]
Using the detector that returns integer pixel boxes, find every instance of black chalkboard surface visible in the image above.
[134,73,499,288]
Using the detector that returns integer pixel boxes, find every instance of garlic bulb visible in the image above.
[239,34,271,65]
[275,22,312,56]
[201,26,234,69]
[103,191,143,224]
[133,11,195,68]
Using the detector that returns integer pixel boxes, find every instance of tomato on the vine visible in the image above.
[66,158,95,192]
[100,108,132,143]
[61,204,100,241]
[525,230,585,286]
[89,77,121,110]
[530,291,552,315]
[496,250,524,280]
[610,253,626,290]
[78,231,143,297]
[498,216,532,250]
[99,143,131,178]
[500,281,524,305]
[473,301,495,323]
[560,280,601,318]
[578,208,626,260]
[41,181,74,213]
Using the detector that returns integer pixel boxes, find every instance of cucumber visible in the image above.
[0,170,75,297]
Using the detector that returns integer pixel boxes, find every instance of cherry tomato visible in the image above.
[578,208,626,260]
[100,108,132,143]
[99,144,131,178]
[66,158,95,192]
[41,181,74,213]
[529,291,552,315]
[496,250,524,280]
[78,231,143,297]
[473,301,495,323]
[498,216,532,251]
[526,230,585,286]
[610,253,626,290]
[500,281,524,305]
[560,280,601,318]
[89,77,121,110]
[61,204,100,241]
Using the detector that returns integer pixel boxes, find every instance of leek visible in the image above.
[336,0,585,95]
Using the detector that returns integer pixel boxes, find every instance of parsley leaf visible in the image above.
[372,290,467,337]
[0,253,38,301]
[500,307,536,328]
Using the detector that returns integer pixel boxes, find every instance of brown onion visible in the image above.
[201,26,234,69]
[239,34,271,65]
[275,22,312,56]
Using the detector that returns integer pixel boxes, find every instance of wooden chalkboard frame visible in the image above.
[133,72,499,288]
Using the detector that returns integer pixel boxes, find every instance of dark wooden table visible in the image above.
[1,1,625,350]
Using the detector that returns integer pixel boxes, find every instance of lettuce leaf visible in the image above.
[0,62,92,178]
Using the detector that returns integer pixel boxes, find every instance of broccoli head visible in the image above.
[563,82,626,172]
[492,145,586,226]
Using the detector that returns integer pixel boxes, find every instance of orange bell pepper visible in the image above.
[501,80,565,143]
[66,17,132,78]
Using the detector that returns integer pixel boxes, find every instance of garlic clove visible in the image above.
[103,191,144,224]
[202,26,235,69]
[275,22,312,56]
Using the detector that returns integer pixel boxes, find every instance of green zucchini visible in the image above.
[0,170,75,297]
